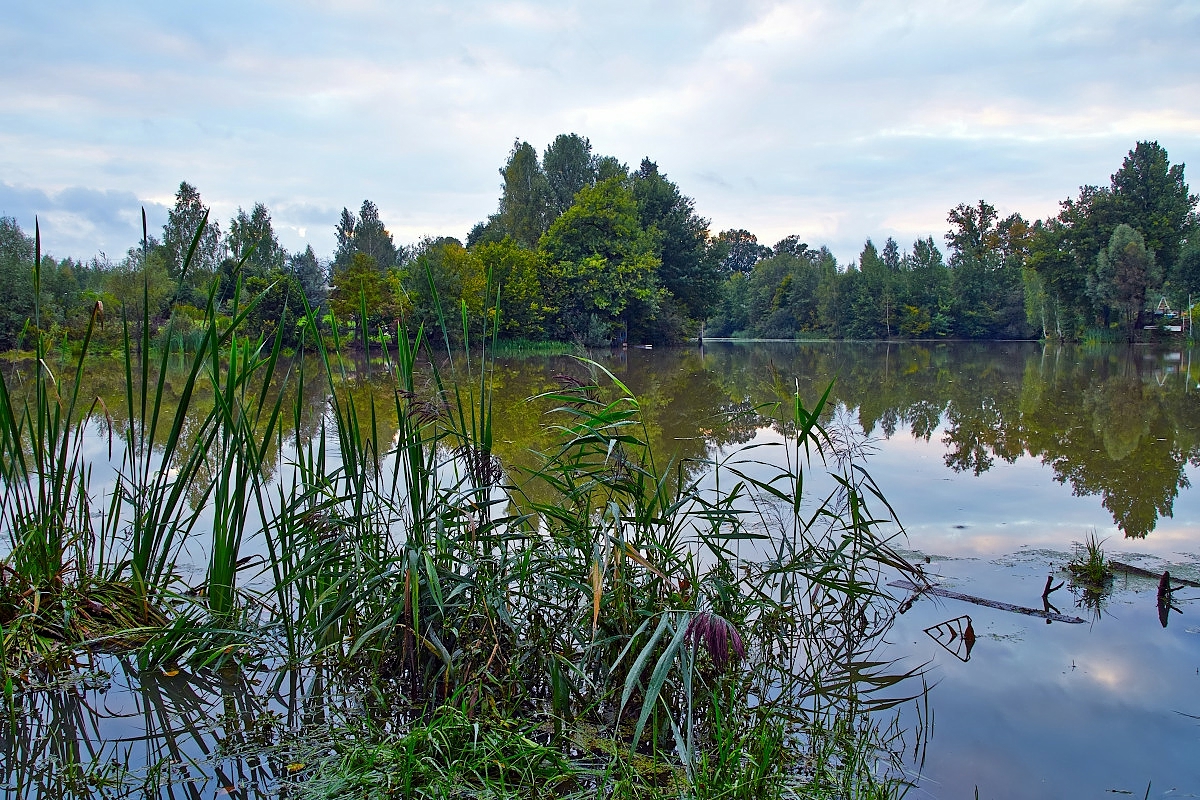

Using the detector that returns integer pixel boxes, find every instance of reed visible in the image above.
[0,219,924,798]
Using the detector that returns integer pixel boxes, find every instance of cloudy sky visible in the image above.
[2,0,1198,265]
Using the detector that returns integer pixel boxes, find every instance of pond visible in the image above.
[4,339,1199,798]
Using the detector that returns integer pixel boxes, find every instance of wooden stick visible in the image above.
[888,579,1086,624]
[1110,561,1200,588]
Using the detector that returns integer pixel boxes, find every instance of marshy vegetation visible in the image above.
[0,226,929,798]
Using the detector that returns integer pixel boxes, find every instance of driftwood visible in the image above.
[889,579,1086,624]
[1110,560,1200,588]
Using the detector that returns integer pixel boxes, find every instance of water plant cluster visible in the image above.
[0,226,926,798]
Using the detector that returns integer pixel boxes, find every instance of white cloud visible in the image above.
[0,0,1196,263]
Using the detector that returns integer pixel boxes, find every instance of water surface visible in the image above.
[6,340,1200,797]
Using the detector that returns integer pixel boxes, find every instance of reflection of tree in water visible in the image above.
[1086,375,1154,462]
[691,341,1200,540]
[1006,347,1197,538]
[53,341,1200,541]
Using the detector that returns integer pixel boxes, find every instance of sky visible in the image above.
[1,0,1198,266]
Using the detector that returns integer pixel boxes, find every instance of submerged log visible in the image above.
[1111,560,1200,588]
[888,579,1086,624]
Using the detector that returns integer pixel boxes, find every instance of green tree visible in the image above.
[329,252,406,337]
[0,217,35,347]
[226,203,287,279]
[407,238,488,346]
[543,133,597,218]
[162,181,223,285]
[1089,224,1160,339]
[289,245,327,311]
[945,201,1031,338]
[630,159,719,337]
[498,140,551,249]
[475,238,546,338]
[847,239,889,338]
[540,177,661,344]
[332,201,399,273]
[709,271,751,336]
[712,229,769,274]
[1110,141,1196,287]
[901,237,950,337]
[104,242,174,345]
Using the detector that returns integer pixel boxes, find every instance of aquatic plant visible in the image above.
[1068,530,1113,589]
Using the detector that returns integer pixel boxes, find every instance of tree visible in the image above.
[475,238,546,338]
[882,237,901,272]
[334,207,357,267]
[713,229,769,274]
[226,203,287,279]
[902,237,950,337]
[945,201,1031,338]
[630,159,720,335]
[1110,141,1196,283]
[946,200,1001,265]
[329,252,406,335]
[543,133,597,218]
[1174,239,1200,302]
[1027,142,1196,336]
[498,141,551,249]
[1089,224,1160,339]
[289,245,327,311]
[354,200,399,270]
[104,242,174,346]
[773,235,810,259]
[407,238,488,346]
[539,177,661,343]
[848,239,890,338]
[0,217,35,347]
[162,182,223,283]
[332,201,399,273]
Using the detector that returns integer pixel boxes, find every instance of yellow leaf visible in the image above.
[162,669,180,677]
[590,558,602,633]
[287,762,306,773]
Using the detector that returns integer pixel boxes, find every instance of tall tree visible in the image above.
[540,177,661,343]
[162,181,223,283]
[630,159,720,332]
[289,245,327,311]
[352,200,399,270]
[945,201,1031,338]
[1109,141,1197,290]
[475,238,546,338]
[882,237,902,272]
[329,252,406,334]
[408,238,488,346]
[543,133,597,218]
[226,203,287,279]
[334,207,357,268]
[1088,223,1160,339]
[331,201,399,274]
[713,229,769,274]
[902,236,951,336]
[0,217,35,347]
[498,140,551,249]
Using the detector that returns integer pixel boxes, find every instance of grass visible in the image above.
[0,218,926,799]
[1068,530,1113,589]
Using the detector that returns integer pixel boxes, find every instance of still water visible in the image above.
[7,340,1200,797]
[611,341,1200,797]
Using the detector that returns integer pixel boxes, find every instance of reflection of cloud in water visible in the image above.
[888,550,1200,797]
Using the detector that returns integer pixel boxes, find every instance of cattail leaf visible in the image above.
[631,615,691,751]
[618,612,670,719]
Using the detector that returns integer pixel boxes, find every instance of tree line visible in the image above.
[1,137,1195,351]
